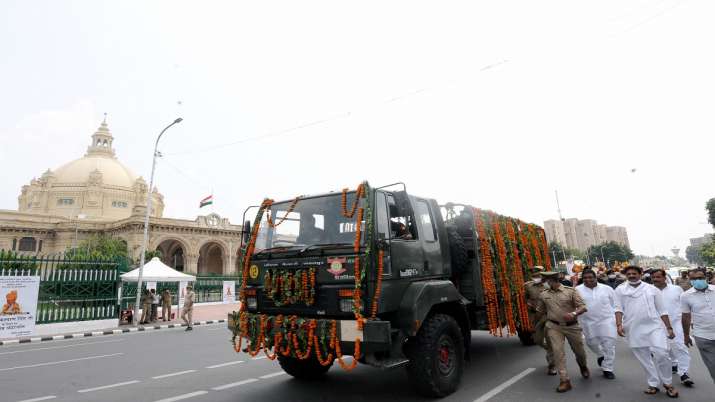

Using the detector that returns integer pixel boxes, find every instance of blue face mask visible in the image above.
[691,279,709,290]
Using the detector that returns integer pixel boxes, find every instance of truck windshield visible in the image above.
[253,192,366,253]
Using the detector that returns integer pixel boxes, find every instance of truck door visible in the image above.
[413,198,445,276]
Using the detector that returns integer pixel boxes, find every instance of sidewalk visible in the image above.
[0,302,240,346]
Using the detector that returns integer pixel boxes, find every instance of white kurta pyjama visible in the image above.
[576,283,617,372]
[658,284,690,376]
[615,282,673,387]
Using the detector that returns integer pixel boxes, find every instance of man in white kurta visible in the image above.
[651,269,694,387]
[576,269,617,379]
[615,266,678,396]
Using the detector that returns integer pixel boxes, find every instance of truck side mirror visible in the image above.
[242,220,251,244]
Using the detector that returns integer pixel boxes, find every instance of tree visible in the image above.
[707,198,715,229]
[548,242,585,261]
[586,241,634,265]
[66,234,129,261]
[686,245,704,265]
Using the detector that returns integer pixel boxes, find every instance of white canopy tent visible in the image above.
[120,257,195,324]
[121,257,196,282]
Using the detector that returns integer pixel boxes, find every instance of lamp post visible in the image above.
[133,118,183,325]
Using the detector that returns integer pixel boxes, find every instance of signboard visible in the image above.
[223,281,235,303]
[0,276,40,339]
[145,281,157,292]
[178,281,188,308]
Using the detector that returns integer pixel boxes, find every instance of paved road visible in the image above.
[1,323,713,402]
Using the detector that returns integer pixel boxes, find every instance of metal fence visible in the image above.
[0,250,120,324]
[119,275,238,310]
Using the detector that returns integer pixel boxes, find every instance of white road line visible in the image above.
[212,378,259,390]
[259,371,286,379]
[206,360,244,369]
[252,355,268,360]
[77,380,140,393]
[152,390,208,402]
[16,396,57,402]
[0,353,123,372]
[473,367,535,402]
[152,370,197,379]
[0,339,123,355]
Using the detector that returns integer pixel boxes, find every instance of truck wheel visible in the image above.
[406,314,464,397]
[446,226,468,275]
[517,328,536,346]
[278,355,332,380]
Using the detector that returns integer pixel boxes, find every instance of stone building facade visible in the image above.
[0,119,242,275]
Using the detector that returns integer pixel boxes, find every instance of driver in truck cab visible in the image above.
[296,214,326,244]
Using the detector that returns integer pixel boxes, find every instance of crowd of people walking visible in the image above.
[525,265,715,396]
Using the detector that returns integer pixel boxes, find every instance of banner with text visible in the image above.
[0,276,40,338]
[179,281,188,308]
[223,281,235,303]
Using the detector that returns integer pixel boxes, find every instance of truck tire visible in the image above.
[517,328,536,346]
[446,226,468,275]
[278,355,332,380]
[406,314,464,397]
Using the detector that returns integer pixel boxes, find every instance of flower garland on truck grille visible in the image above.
[233,182,374,371]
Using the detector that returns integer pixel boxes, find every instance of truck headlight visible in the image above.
[247,297,257,310]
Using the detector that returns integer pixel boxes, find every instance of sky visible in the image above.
[1,0,713,256]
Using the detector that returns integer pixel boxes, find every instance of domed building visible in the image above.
[0,119,242,275]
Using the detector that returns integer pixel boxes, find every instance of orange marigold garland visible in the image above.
[475,208,501,336]
[370,249,384,319]
[492,216,517,335]
[341,184,365,218]
[266,197,299,228]
[538,228,552,271]
[527,224,543,266]
[506,220,532,332]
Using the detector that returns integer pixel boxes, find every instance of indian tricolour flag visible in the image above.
[199,195,213,208]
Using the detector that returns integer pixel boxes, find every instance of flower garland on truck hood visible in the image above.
[233,182,375,371]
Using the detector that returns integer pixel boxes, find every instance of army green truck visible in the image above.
[229,182,548,397]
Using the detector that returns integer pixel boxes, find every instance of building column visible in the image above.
[185,254,199,275]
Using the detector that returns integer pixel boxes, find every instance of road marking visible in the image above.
[252,355,268,360]
[0,339,123,355]
[0,352,123,372]
[473,368,535,402]
[153,390,208,402]
[206,360,244,369]
[16,396,57,402]
[259,371,286,379]
[212,378,259,390]
[78,380,140,393]
[152,369,197,379]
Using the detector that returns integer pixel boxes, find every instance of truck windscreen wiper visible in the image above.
[254,245,302,256]
[300,243,352,253]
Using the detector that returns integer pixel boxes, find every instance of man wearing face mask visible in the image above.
[536,271,589,393]
[615,266,678,397]
[525,266,555,374]
[605,270,622,289]
[651,268,694,387]
[681,267,715,383]
[576,269,617,379]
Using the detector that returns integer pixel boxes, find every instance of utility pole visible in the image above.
[133,118,183,325]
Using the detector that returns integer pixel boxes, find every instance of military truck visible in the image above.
[229,182,550,397]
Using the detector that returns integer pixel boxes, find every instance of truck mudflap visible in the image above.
[397,280,470,337]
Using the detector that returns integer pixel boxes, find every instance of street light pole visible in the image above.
[132,118,183,325]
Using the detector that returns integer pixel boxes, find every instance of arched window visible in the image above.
[18,237,37,252]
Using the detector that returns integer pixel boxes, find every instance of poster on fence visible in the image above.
[178,281,188,308]
[223,281,235,303]
[0,276,40,338]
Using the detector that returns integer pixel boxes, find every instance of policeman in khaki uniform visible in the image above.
[536,271,590,393]
[524,266,555,375]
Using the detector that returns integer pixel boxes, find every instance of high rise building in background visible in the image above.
[544,218,630,252]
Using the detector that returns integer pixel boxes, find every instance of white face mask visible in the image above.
[608,274,616,279]
[532,278,542,284]
[628,279,641,286]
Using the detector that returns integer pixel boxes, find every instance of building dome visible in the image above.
[18,117,164,221]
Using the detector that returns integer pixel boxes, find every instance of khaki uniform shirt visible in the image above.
[536,285,586,324]
[524,281,545,311]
